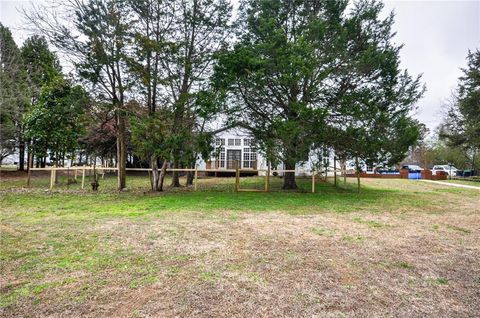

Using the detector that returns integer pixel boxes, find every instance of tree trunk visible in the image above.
[185,157,196,186]
[18,135,25,171]
[116,110,127,190]
[171,158,181,187]
[333,156,337,187]
[471,148,477,171]
[186,170,194,186]
[355,157,360,193]
[26,146,31,172]
[282,161,298,189]
[151,155,161,191]
[158,160,168,191]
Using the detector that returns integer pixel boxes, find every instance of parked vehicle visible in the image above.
[401,164,423,172]
[456,169,476,177]
[432,165,458,176]
[376,167,400,174]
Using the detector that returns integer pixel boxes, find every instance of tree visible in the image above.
[125,0,230,190]
[214,0,423,189]
[126,0,174,191]
[80,105,118,166]
[440,49,480,170]
[402,121,430,167]
[0,23,29,167]
[317,1,424,187]
[25,0,131,190]
[0,111,16,164]
[21,35,62,169]
[24,77,88,168]
[21,35,62,102]
[160,0,232,187]
[130,109,174,191]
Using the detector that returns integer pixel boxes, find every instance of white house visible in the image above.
[196,127,387,176]
[196,127,368,176]
[196,128,266,173]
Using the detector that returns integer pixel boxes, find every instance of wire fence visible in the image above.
[18,166,352,193]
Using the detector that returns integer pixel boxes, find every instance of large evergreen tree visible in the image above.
[440,49,480,170]
[21,35,62,169]
[21,35,62,102]
[24,77,89,168]
[0,24,29,166]
[214,0,423,189]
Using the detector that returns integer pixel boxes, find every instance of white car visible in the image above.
[432,165,458,176]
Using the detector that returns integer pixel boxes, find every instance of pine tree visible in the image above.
[214,0,424,189]
[21,35,62,169]
[0,24,29,166]
[440,50,480,170]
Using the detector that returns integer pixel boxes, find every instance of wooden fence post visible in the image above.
[334,157,337,187]
[26,153,33,187]
[312,169,315,193]
[194,167,198,191]
[235,161,240,192]
[355,157,360,193]
[81,168,86,189]
[50,167,54,190]
[74,168,77,181]
[265,165,270,192]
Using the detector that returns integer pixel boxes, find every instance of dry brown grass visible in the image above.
[1,178,479,317]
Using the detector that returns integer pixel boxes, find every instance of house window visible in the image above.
[243,147,256,168]
[243,148,250,168]
[367,165,373,172]
[235,139,241,146]
[215,138,225,146]
[219,149,225,168]
[251,148,257,161]
[244,138,255,146]
[228,139,234,146]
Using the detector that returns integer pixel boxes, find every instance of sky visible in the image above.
[1,0,479,133]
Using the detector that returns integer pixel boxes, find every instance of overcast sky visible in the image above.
[1,0,479,132]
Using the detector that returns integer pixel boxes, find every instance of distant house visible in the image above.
[196,127,394,176]
[197,128,265,174]
[196,127,365,176]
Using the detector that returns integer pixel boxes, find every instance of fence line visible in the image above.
[26,166,352,191]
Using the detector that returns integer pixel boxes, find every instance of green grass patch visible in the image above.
[446,224,472,234]
[311,227,335,236]
[427,277,449,285]
[352,216,387,228]
[393,261,415,269]
[199,270,221,282]
[342,235,365,242]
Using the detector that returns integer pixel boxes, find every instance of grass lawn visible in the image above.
[440,179,480,187]
[1,172,479,317]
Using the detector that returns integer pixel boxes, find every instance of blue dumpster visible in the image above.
[408,172,421,179]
